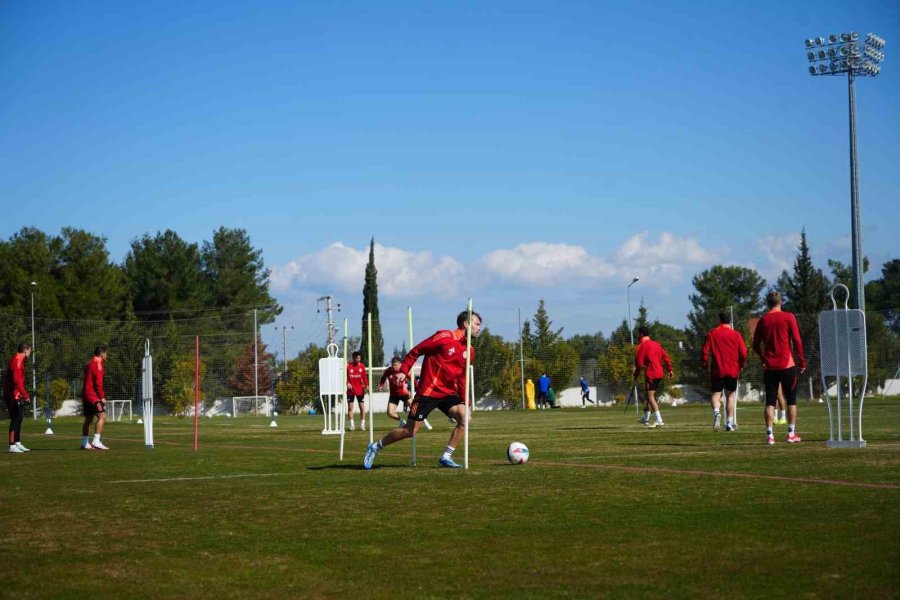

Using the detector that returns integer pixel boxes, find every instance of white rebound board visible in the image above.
[318,357,345,396]
[818,309,867,377]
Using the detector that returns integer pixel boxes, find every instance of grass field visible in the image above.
[2,399,899,600]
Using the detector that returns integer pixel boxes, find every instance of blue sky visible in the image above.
[1,1,897,358]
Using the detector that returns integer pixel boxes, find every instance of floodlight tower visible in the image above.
[804,32,886,311]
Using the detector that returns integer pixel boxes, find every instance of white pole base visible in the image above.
[827,439,867,448]
[269,420,277,428]
[44,427,54,435]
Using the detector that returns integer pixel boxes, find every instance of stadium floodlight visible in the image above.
[802,31,887,310]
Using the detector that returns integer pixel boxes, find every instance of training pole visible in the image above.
[408,306,417,466]
[464,298,473,469]
[730,305,738,427]
[193,336,199,452]
[340,319,348,460]
[367,312,374,445]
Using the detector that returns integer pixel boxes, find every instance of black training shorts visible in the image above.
[645,378,663,391]
[83,400,105,416]
[409,395,462,421]
[711,376,738,393]
[347,394,365,404]
[764,367,798,407]
[387,395,410,406]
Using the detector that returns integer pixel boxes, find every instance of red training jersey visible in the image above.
[82,356,106,403]
[346,362,369,396]
[634,337,673,381]
[752,310,806,370]
[701,324,748,378]
[3,353,30,401]
[400,329,475,400]
[380,368,410,397]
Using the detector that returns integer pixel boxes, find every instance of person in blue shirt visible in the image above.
[538,373,550,409]
[579,376,595,407]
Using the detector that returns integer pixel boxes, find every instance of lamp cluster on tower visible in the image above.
[804,32,886,76]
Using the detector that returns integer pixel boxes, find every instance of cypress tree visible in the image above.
[359,238,384,366]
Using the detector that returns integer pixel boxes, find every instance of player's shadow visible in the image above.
[307,464,406,471]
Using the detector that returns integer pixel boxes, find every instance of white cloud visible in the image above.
[271,242,465,298]
[480,242,616,285]
[752,232,802,278]
[480,233,717,288]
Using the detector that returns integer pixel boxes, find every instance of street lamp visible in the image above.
[30,281,37,420]
[804,31,887,310]
[627,277,640,415]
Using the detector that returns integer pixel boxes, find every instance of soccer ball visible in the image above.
[507,442,529,465]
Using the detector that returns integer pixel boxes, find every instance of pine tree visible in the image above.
[776,229,830,397]
[359,238,384,366]
[532,299,563,355]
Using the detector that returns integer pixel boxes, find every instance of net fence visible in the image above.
[1,308,896,418]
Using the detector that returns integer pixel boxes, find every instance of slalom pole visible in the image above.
[367,312,374,445]
[340,319,348,461]
[463,298,473,469]
[730,305,738,428]
[193,336,199,452]
[408,306,416,467]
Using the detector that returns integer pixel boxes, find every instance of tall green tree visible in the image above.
[201,227,281,322]
[568,331,607,362]
[124,230,207,316]
[56,228,128,319]
[359,238,384,366]
[866,259,900,333]
[531,299,563,355]
[777,230,831,396]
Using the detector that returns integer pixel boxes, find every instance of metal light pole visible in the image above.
[30,281,37,420]
[627,277,640,415]
[275,325,294,376]
[804,32,886,310]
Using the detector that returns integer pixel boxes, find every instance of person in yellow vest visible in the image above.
[525,378,536,410]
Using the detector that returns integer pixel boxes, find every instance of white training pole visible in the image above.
[340,319,348,461]
[367,312,374,445]
[464,298,473,470]
[408,306,417,467]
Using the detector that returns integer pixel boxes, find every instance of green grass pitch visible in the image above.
[2,400,899,599]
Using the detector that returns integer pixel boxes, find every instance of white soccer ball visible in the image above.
[507,442,529,465]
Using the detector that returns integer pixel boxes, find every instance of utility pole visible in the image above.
[317,296,341,347]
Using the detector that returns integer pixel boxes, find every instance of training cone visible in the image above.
[269,420,278,428]
[137,418,143,424]
[44,427,54,435]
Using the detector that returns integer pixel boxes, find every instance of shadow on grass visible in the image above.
[306,463,407,471]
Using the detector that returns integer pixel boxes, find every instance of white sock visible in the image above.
[780,410,786,420]
[655,411,663,423]
[713,409,720,418]
[442,445,455,458]
[788,424,796,434]
[643,411,651,422]
[376,439,384,450]
[93,434,101,443]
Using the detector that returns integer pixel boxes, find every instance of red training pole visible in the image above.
[193,336,199,451]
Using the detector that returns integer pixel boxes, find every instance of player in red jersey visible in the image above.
[633,326,674,428]
[702,312,748,432]
[378,356,412,422]
[752,291,806,445]
[4,342,32,453]
[81,345,110,450]
[364,310,480,469]
[346,352,369,431]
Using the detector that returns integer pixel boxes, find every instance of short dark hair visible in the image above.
[719,311,731,324]
[94,345,107,356]
[766,291,782,309]
[352,351,362,359]
[17,342,31,353]
[391,356,401,364]
[638,325,650,337]
[457,310,482,329]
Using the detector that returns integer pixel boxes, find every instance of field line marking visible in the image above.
[533,460,900,490]
[110,472,305,484]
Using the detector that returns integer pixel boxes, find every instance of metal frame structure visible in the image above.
[804,32,886,310]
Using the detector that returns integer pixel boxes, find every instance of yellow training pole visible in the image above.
[408,306,416,467]
[464,298,473,469]
[367,312,374,445]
